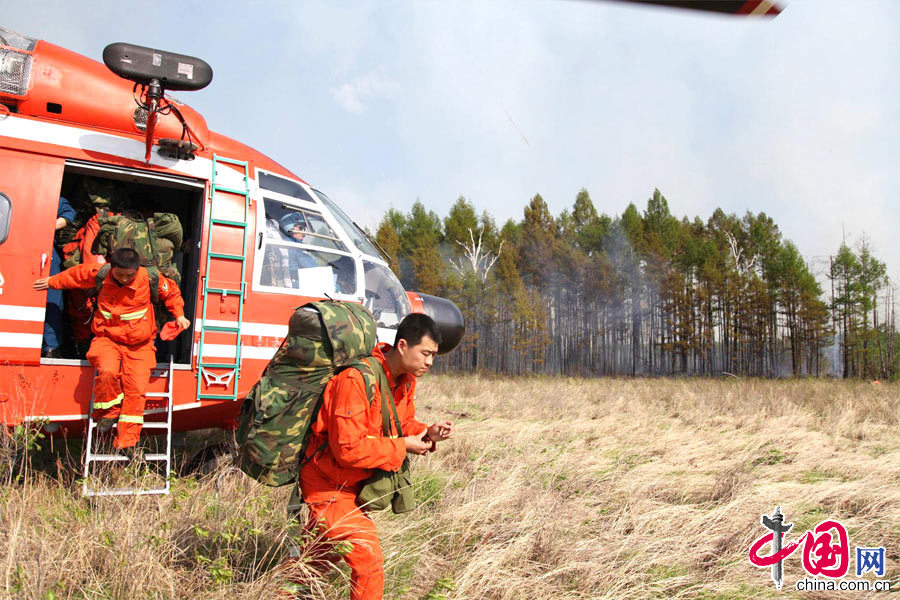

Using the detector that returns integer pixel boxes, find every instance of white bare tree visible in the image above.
[725,230,756,276]
[449,226,503,283]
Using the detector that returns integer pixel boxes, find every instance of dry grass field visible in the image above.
[2,376,898,599]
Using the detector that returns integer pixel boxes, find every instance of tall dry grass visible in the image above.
[2,376,898,599]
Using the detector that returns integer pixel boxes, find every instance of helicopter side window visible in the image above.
[259,172,316,203]
[260,244,356,295]
[263,199,347,252]
[0,193,10,245]
[258,198,356,295]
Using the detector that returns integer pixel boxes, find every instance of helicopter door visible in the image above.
[0,149,65,365]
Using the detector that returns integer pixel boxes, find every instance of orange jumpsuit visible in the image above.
[300,343,426,600]
[49,264,185,449]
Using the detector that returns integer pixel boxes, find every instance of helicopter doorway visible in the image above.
[47,161,205,367]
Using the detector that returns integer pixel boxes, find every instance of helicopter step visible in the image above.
[82,356,175,497]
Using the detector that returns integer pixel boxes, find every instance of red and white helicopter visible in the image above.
[0,25,464,445]
[0,0,778,449]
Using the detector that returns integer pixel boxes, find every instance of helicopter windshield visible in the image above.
[363,260,410,328]
[313,190,381,258]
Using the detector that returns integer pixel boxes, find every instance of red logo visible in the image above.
[749,506,850,588]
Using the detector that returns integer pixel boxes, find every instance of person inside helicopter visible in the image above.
[261,213,319,288]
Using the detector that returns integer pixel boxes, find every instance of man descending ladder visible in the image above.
[33,247,190,452]
[83,356,175,497]
[195,155,251,403]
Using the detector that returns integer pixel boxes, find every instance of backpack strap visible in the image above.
[351,357,402,438]
[145,216,161,267]
[95,264,159,305]
[94,263,112,293]
[146,266,160,305]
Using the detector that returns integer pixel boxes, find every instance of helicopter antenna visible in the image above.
[103,43,212,163]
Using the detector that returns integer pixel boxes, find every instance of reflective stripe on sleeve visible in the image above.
[94,393,124,410]
[99,310,113,319]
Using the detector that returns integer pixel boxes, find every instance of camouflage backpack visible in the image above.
[94,210,183,285]
[235,300,378,487]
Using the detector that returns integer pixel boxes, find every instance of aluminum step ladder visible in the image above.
[82,356,175,497]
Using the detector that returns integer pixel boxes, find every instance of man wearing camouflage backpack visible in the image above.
[296,313,454,600]
[33,248,190,451]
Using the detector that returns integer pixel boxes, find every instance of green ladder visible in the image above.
[196,155,251,401]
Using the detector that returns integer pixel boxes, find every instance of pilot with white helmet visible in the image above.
[261,211,318,288]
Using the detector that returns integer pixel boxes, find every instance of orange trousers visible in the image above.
[86,336,156,449]
[299,462,384,600]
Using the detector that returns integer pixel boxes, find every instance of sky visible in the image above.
[5,0,899,289]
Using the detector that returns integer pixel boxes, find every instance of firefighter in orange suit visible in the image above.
[297,313,454,600]
[33,247,190,450]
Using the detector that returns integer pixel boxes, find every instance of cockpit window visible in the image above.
[313,190,381,258]
[0,193,10,245]
[259,172,316,203]
[257,198,357,296]
[363,260,410,328]
[263,199,347,252]
[261,245,356,295]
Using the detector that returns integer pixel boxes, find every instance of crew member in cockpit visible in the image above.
[261,212,318,288]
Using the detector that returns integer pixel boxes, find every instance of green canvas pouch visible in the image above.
[355,358,417,514]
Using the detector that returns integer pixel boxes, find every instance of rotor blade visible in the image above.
[615,0,782,17]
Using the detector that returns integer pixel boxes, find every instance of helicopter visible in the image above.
[0,25,465,449]
[0,0,778,453]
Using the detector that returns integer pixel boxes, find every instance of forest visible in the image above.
[374,188,898,379]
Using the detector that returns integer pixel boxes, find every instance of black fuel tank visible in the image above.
[417,293,465,355]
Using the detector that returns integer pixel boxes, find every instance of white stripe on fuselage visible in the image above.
[0,332,42,348]
[0,304,46,321]
[199,320,288,338]
[0,115,250,192]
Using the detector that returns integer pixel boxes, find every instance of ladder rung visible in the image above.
[86,487,169,497]
[87,452,168,462]
[140,422,169,430]
[198,393,238,400]
[89,454,129,462]
[208,252,246,261]
[145,392,170,398]
[200,363,238,370]
[203,325,241,333]
[205,288,243,297]
[212,184,249,196]
[211,218,248,228]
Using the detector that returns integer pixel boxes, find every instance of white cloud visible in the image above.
[330,68,400,114]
